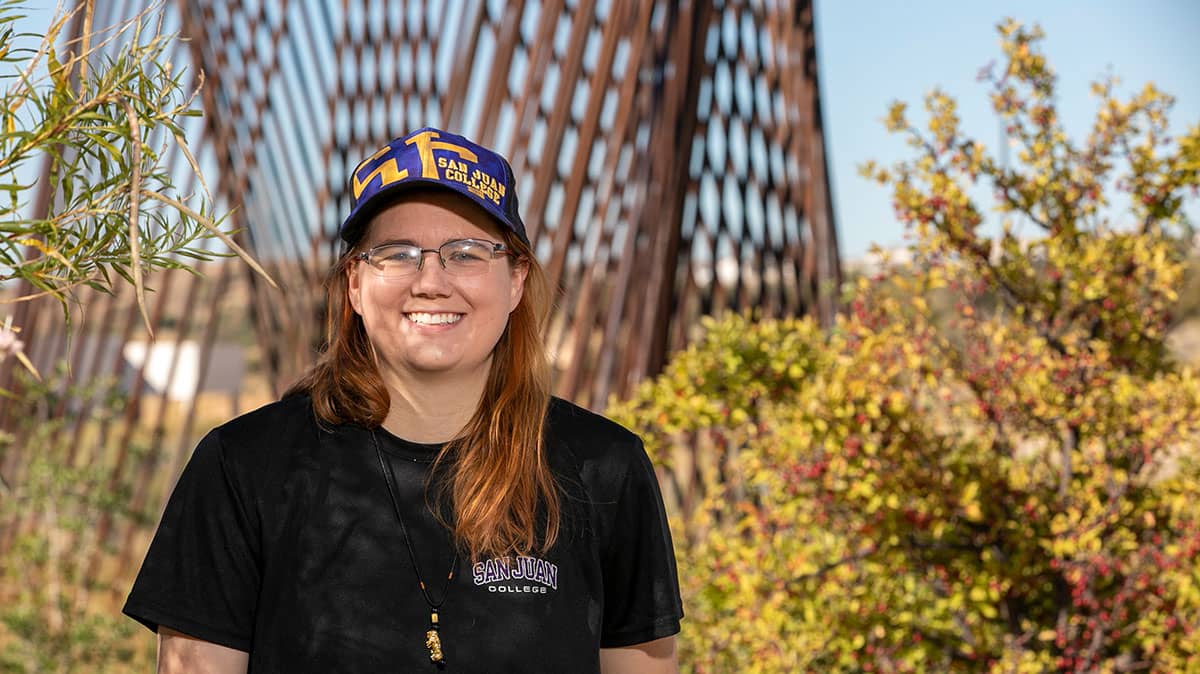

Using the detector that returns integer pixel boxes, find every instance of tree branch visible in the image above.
[117,96,151,337]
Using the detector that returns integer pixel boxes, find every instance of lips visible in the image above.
[405,312,464,326]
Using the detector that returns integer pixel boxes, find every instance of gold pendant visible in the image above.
[425,629,444,663]
[425,610,444,663]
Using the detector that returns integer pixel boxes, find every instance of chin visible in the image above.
[404,354,490,377]
[408,360,463,374]
[383,344,494,379]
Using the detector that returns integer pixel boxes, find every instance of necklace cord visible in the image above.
[372,431,459,609]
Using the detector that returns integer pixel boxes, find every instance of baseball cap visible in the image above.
[339,127,528,247]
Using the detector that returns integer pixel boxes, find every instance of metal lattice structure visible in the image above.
[8,0,838,451]
[0,0,839,599]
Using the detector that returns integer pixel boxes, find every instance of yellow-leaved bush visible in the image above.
[609,20,1200,673]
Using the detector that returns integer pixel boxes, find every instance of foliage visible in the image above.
[0,2,271,668]
[610,20,1200,673]
[0,366,156,673]
[0,0,271,362]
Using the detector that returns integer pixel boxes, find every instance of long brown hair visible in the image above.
[286,221,557,561]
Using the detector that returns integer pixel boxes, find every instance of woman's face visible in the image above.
[347,191,527,385]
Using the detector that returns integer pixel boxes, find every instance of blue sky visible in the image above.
[815,0,1200,257]
[10,2,1200,259]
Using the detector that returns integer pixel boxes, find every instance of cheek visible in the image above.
[357,277,407,311]
[465,288,517,344]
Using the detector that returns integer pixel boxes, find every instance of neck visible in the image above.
[379,366,489,443]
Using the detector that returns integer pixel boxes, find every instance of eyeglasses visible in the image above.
[355,238,513,278]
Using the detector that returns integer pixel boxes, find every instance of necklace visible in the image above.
[372,431,459,667]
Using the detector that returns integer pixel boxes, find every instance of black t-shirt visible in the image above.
[123,395,683,673]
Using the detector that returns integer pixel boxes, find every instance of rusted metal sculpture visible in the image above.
[2,0,838,570]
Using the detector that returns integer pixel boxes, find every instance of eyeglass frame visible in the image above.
[353,238,516,277]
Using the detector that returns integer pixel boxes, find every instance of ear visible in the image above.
[508,259,529,314]
[347,259,364,316]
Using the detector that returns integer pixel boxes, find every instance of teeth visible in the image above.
[406,312,462,325]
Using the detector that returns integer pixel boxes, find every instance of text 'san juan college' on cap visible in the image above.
[339,127,528,247]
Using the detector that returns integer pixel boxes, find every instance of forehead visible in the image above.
[363,190,505,245]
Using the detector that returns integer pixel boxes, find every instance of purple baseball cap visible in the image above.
[339,127,528,247]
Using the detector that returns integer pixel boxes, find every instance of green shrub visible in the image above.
[611,20,1200,673]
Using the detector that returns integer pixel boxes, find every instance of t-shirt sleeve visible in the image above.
[599,439,684,648]
[122,428,261,652]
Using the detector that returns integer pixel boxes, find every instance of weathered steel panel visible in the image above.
[2,1,839,564]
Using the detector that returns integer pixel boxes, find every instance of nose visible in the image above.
[414,248,447,272]
[410,249,452,295]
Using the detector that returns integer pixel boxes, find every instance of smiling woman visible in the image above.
[122,128,683,673]
[347,193,528,388]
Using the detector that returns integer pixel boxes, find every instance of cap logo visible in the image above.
[351,129,507,207]
[352,145,410,200]
[407,129,478,179]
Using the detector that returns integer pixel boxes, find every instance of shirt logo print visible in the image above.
[472,555,558,595]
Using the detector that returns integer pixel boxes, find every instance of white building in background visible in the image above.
[122,340,244,403]
[67,336,245,410]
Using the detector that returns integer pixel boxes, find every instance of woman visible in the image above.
[124,127,684,672]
